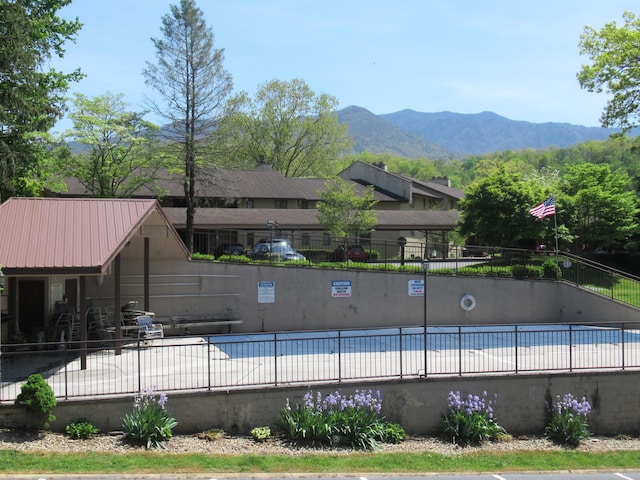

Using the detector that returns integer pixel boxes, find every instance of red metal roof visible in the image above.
[0,197,176,274]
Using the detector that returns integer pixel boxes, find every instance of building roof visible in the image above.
[49,168,422,204]
[0,197,186,275]
[164,207,460,231]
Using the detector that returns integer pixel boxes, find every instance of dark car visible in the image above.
[247,240,306,261]
[224,244,245,256]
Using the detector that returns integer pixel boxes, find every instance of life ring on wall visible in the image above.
[460,293,476,312]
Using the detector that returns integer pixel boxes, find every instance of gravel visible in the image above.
[1,429,639,455]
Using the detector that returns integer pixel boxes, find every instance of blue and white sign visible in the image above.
[331,280,352,298]
[408,279,425,296]
[258,281,275,303]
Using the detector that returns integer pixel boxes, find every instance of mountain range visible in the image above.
[335,106,629,159]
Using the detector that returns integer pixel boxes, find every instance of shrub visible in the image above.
[545,393,591,447]
[216,254,250,263]
[14,373,57,429]
[542,259,562,279]
[191,252,214,261]
[250,426,271,442]
[122,389,177,449]
[441,390,506,446]
[512,264,543,279]
[367,250,380,261]
[66,419,100,439]
[279,389,404,450]
[380,422,407,443]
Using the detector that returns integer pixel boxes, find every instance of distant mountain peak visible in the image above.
[335,106,621,158]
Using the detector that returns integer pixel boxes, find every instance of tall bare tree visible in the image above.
[143,0,233,252]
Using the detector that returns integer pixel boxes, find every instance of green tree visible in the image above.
[561,163,638,250]
[457,166,551,247]
[143,0,235,252]
[578,11,640,131]
[54,92,165,197]
[227,78,352,177]
[0,0,83,200]
[317,178,377,246]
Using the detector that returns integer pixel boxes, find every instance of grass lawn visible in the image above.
[1,450,640,475]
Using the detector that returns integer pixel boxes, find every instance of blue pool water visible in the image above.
[208,324,640,359]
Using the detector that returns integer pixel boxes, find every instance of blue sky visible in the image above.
[49,1,639,132]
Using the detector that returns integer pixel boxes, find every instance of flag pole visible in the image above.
[553,201,559,255]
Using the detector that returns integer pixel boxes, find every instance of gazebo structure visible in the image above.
[0,197,189,366]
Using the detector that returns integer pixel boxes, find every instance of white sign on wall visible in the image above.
[331,280,352,298]
[408,279,425,296]
[258,281,275,303]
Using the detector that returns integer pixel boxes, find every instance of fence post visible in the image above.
[621,323,626,371]
[458,326,462,376]
[399,328,403,379]
[207,341,212,391]
[338,330,342,383]
[569,325,573,373]
[514,325,519,374]
[273,333,278,386]
[137,339,142,392]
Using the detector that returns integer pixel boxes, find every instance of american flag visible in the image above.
[529,196,556,219]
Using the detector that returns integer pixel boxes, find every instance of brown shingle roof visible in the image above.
[49,169,401,202]
[164,207,459,231]
[0,198,184,275]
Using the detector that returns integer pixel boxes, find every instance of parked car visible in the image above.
[224,244,245,256]
[516,238,553,254]
[247,240,306,261]
[331,244,367,262]
[346,245,367,262]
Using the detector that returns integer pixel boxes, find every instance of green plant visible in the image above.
[14,373,57,429]
[191,252,214,261]
[279,389,403,450]
[380,422,407,444]
[197,428,225,441]
[441,390,506,446]
[545,393,591,447]
[122,389,177,449]
[542,259,562,279]
[217,254,250,263]
[250,426,271,442]
[66,420,100,439]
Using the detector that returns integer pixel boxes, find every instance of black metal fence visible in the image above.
[210,234,640,310]
[2,322,640,403]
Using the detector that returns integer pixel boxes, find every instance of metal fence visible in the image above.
[3,322,640,403]
[211,234,640,310]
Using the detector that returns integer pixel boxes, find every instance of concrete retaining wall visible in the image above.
[87,261,640,334]
[2,370,639,436]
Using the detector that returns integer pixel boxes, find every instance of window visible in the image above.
[323,233,330,246]
[274,199,288,209]
[301,233,309,246]
[246,199,254,208]
[298,199,309,209]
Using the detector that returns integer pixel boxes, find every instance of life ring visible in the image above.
[460,293,476,312]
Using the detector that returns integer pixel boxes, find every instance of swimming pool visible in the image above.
[209,323,640,360]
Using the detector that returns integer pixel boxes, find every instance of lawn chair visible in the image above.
[136,316,164,340]
[55,312,80,341]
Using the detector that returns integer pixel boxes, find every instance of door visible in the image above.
[17,279,46,337]
[65,278,78,311]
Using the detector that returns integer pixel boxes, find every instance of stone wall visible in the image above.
[2,371,638,436]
